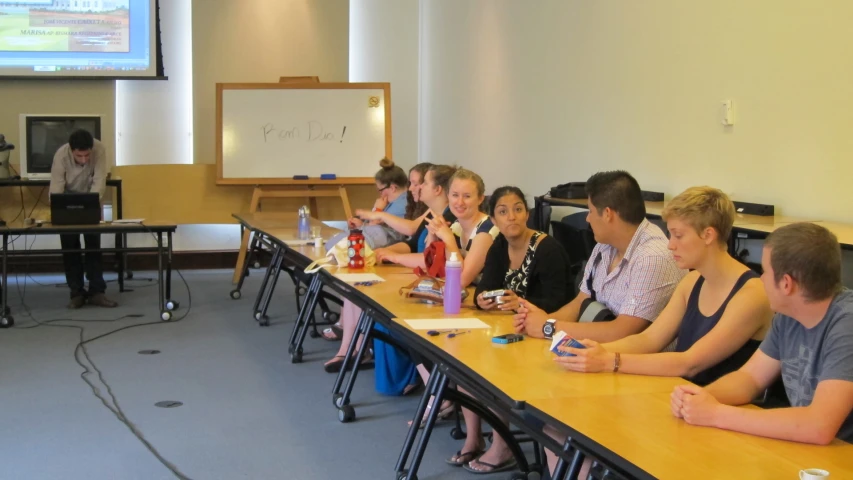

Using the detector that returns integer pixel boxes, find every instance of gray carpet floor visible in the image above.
[0,269,528,480]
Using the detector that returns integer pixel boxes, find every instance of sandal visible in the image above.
[323,352,374,374]
[407,400,455,428]
[321,323,343,341]
[463,457,518,474]
[445,447,485,467]
[323,355,347,373]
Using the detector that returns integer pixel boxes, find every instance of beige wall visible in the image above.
[192,0,350,165]
[0,80,115,170]
[420,0,853,223]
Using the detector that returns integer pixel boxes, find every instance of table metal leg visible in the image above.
[288,273,320,349]
[163,231,176,312]
[290,277,323,363]
[256,247,284,324]
[396,364,440,474]
[156,232,170,321]
[0,233,11,328]
[331,310,368,399]
[253,245,282,325]
[332,313,373,421]
[400,369,450,480]
[115,231,125,292]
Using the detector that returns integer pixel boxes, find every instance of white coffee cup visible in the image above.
[799,468,830,480]
[314,237,323,249]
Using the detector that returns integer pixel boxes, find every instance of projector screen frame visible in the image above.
[0,0,166,81]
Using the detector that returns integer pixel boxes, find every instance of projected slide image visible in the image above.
[0,1,130,53]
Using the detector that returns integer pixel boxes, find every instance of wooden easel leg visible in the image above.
[233,187,263,284]
[308,197,320,219]
[339,186,353,220]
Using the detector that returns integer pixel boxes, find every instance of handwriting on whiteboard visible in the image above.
[262,121,347,143]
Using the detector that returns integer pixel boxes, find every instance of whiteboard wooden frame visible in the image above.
[215,82,392,186]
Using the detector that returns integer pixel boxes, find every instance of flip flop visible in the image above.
[408,400,455,429]
[323,355,346,373]
[444,448,485,467]
[463,457,518,475]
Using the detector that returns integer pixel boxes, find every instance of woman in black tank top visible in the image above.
[551,187,773,385]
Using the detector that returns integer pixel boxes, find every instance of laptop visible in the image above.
[50,193,101,225]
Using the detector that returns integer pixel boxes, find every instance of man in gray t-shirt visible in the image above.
[670,223,853,445]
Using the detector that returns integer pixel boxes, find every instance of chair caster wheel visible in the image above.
[126,270,134,279]
[0,315,13,328]
[332,393,344,407]
[230,290,241,300]
[165,300,179,311]
[450,427,466,440]
[323,311,340,323]
[259,316,270,327]
[253,261,261,269]
[160,311,172,322]
[308,329,320,338]
[254,311,262,321]
[334,394,348,408]
[338,405,355,423]
[396,471,417,480]
[291,349,303,363]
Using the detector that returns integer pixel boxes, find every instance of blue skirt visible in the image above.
[373,324,418,395]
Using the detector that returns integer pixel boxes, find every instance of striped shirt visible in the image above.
[579,219,685,322]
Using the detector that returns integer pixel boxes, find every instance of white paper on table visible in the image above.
[404,318,490,330]
[334,273,385,283]
[285,239,313,246]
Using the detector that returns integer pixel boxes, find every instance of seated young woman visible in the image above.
[544,186,774,475]
[404,168,502,425]
[322,162,432,342]
[325,164,458,399]
[449,186,575,474]
[321,159,410,372]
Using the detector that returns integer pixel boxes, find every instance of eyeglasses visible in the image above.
[377,184,391,193]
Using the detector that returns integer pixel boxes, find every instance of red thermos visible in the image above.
[347,229,365,268]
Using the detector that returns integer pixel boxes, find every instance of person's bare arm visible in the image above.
[357,209,426,236]
[572,279,771,376]
[458,232,493,288]
[678,377,853,445]
[381,252,425,269]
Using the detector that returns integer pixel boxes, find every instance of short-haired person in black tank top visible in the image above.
[544,187,773,477]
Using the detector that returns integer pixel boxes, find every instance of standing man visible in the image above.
[49,129,117,309]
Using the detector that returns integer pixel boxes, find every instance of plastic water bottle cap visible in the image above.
[448,252,460,262]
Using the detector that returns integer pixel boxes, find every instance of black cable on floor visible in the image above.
[10,234,195,480]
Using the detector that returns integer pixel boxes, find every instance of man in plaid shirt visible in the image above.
[515,170,685,342]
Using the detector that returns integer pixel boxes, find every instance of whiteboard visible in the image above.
[216,83,391,185]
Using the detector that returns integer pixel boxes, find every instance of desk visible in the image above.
[244,220,853,480]
[0,220,179,327]
[528,393,853,480]
[0,177,124,220]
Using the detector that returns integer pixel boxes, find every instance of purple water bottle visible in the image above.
[444,252,462,314]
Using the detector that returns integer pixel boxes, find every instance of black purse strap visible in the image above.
[586,251,604,302]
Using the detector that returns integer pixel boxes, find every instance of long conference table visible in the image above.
[231,212,853,480]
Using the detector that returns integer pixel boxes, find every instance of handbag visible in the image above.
[399,275,469,305]
[305,233,376,274]
[414,241,446,278]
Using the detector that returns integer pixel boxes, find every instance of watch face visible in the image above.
[543,323,554,336]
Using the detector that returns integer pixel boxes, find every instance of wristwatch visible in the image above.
[542,319,557,339]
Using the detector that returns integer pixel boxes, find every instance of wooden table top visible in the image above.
[277,246,853,478]
[529,393,853,480]
[814,221,853,247]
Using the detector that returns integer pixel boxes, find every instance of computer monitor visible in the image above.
[18,115,102,179]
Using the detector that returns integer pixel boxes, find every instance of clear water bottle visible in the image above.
[444,251,462,314]
[297,205,311,240]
